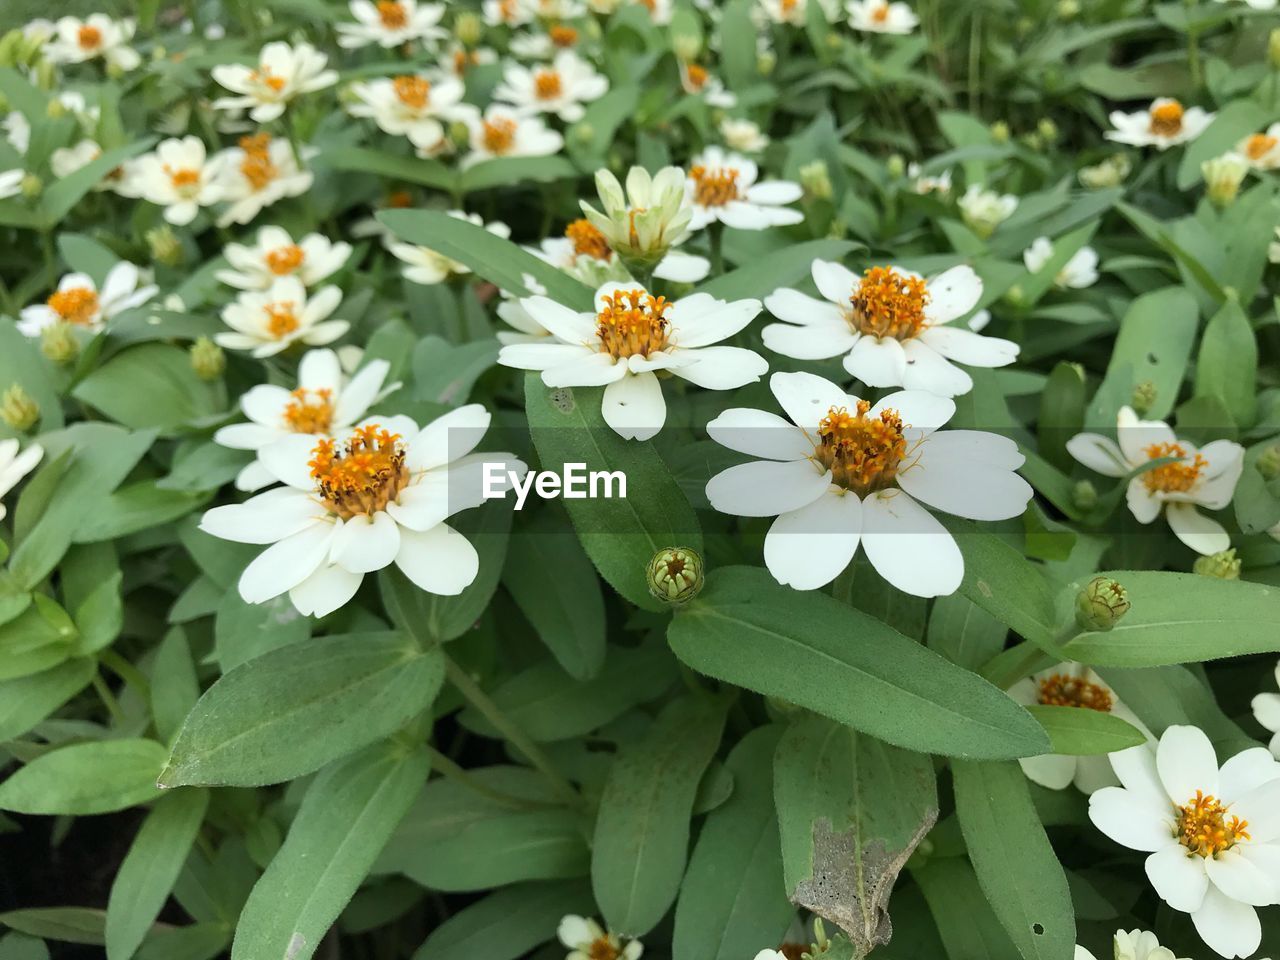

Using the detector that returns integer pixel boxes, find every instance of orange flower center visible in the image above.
[377,0,408,28]
[78,24,103,50]
[282,387,334,434]
[1037,674,1113,712]
[1142,442,1206,494]
[587,939,620,960]
[164,166,202,195]
[596,289,672,359]
[781,0,800,12]
[815,401,908,495]
[534,69,563,100]
[265,244,306,276]
[871,3,890,22]
[393,75,431,110]
[686,63,708,90]
[263,301,301,339]
[239,134,279,191]
[47,287,100,326]
[1177,791,1250,858]
[550,25,579,47]
[1245,133,1277,161]
[690,165,740,207]
[849,266,930,341]
[1149,100,1184,136]
[309,425,409,519]
[566,219,613,261]
[482,117,517,154]
[387,189,414,208]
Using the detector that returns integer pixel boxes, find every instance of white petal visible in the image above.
[706,458,831,517]
[214,422,280,451]
[1204,850,1276,906]
[333,359,390,426]
[1234,778,1280,841]
[706,408,814,461]
[670,296,761,348]
[745,180,803,204]
[1088,786,1175,851]
[289,564,363,618]
[899,340,973,397]
[407,405,490,472]
[769,370,851,434]
[764,492,862,590]
[761,321,856,360]
[200,488,324,544]
[542,352,629,388]
[1217,747,1280,801]
[1020,754,1077,791]
[259,433,323,490]
[671,346,767,390]
[601,371,666,441]
[912,429,1023,470]
[394,523,479,595]
[919,326,1019,368]
[331,510,401,573]
[520,296,596,343]
[1117,407,1176,465]
[871,390,955,436]
[1145,844,1209,912]
[1126,478,1163,524]
[859,490,963,598]
[1110,743,1169,809]
[499,342,596,371]
[898,449,1032,521]
[923,265,982,324]
[1191,884,1261,959]
[1252,692,1280,734]
[237,520,338,605]
[1165,503,1230,556]
[763,288,848,329]
[298,348,343,394]
[843,335,907,388]
[812,259,859,303]
[1066,433,1129,478]
[1157,725,1218,804]
[240,384,294,425]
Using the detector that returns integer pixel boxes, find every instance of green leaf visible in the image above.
[524,374,702,610]
[668,567,1050,759]
[926,593,1008,672]
[0,598,76,681]
[1098,664,1253,753]
[1037,362,1087,472]
[56,234,119,285]
[320,146,455,191]
[214,592,310,673]
[1026,705,1146,756]
[694,239,859,301]
[672,726,794,960]
[952,760,1076,960]
[39,139,155,226]
[460,156,579,193]
[159,632,443,788]
[150,627,201,746]
[1194,297,1257,428]
[72,344,223,435]
[0,324,63,433]
[0,739,166,815]
[61,542,123,654]
[230,740,429,960]
[0,909,105,946]
[1176,99,1272,190]
[106,789,210,960]
[411,881,593,960]
[948,524,1061,655]
[410,335,499,406]
[914,858,1021,960]
[72,482,209,544]
[0,658,95,741]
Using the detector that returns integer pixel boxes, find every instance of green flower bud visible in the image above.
[1,383,40,431]
[1004,284,1026,308]
[454,11,482,47]
[1257,444,1280,481]
[885,153,905,179]
[1037,118,1059,142]
[1057,0,1081,18]
[1076,576,1130,632]
[449,119,471,148]
[647,546,703,604]
[799,160,833,201]
[1270,28,1280,70]
[1193,549,1241,580]
[1131,381,1157,417]
[1202,152,1249,208]
[45,98,66,119]
[0,30,23,67]
[757,51,777,76]
[20,174,42,198]
[574,122,595,146]
[40,321,79,365]
[672,34,702,63]
[190,337,226,381]
[990,120,1011,143]
[146,225,184,267]
[1072,479,1098,511]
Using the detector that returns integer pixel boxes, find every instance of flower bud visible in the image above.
[1202,152,1248,208]
[454,11,482,47]
[1057,0,1080,18]
[40,321,79,365]
[1257,444,1280,481]
[0,30,22,67]
[885,154,905,179]
[799,160,833,201]
[1,384,40,431]
[647,546,703,604]
[574,123,595,146]
[45,98,66,119]
[990,120,1011,143]
[757,51,777,76]
[1130,381,1157,417]
[190,337,225,381]
[1037,118,1059,143]
[1193,549,1241,580]
[1072,479,1098,511]
[20,174,42,198]
[1270,28,1280,70]
[1004,284,1026,308]
[1076,577,1130,632]
[146,226,184,267]
[449,120,471,148]
[672,34,702,63]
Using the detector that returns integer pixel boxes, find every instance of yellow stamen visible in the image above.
[566,219,613,261]
[550,25,579,47]
[534,70,563,100]
[1176,790,1250,858]
[596,289,672,360]
[685,63,708,90]
[377,0,408,29]
[816,401,908,495]
[238,134,279,191]
[265,244,306,276]
[849,266,930,341]
[481,117,517,155]
[164,166,202,194]
[871,3,890,22]
[587,938,621,960]
[47,287,100,326]
[393,75,431,110]
[282,387,334,434]
[1149,100,1184,136]
[1037,674,1113,712]
[263,301,300,339]
[1142,442,1206,494]
[1245,133,1277,161]
[309,425,409,519]
[689,164,740,207]
[77,24,102,50]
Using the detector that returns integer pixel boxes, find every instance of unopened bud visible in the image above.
[990,120,1011,143]
[146,225,184,267]
[1037,118,1058,142]
[190,337,225,381]
[46,98,66,119]
[40,322,79,364]
[1270,28,1280,70]
[672,34,701,63]
[799,160,833,201]
[454,11,482,47]
[0,30,22,67]
[449,120,470,148]
[1202,152,1248,207]
[20,174,41,198]
[647,546,703,604]
[1,384,39,431]
[1193,549,1241,580]
[1131,381,1157,417]
[1057,0,1080,18]
[1072,479,1098,511]
[1076,576,1130,632]
[885,154,905,179]
[757,51,777,76]
[574,123,595,146]
[1257,444,1280,481]
[1004,284,1026,308]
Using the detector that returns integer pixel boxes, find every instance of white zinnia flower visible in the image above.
[1252,661,1280,759]
[215,348,396,491]
[763,260,1016,397]
[387,210,511,285]
[1023,236,1100,289]
[131,136,226,226]
[679,62,736,108]
[200,407,524,617]
[686,147,804,231]
[1067,407,1244,556]
[212,42,338,123]
[958,184,1017,237]
[1076,930,1193,960]
[17,263,157,337]
[704,371,1033,596]
[847,0,918,33]
[218,227,352,291]
[215,134,315,227]
[45,15,141,71]
[499,281,768,441]
[0,169,22,201]
[1237,123,1280,169]
[758,0,838,23]
[349,73,466,149]
[3,112,30,155]
[216,276,347,358]
[336,0,447,49]
[1089,725,1280,959]
[557,915,642,960]
[1106,98,1214,151]
[581,166,695,271]
[50,140,128,195]
[0,440,43,522]
[459,104,564,166]
[483,0,533,25]
[493,50,608,123]
[907,162,952,196]
[719,117,770,153]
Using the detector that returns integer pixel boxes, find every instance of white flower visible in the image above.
[704,371,1033,596]
[1252,661,1280,759]
[1107,98,1214,151]
[217,227,352,291]
[1213,0,1275,9]
[581,166,695,269]
[1237,123,1280,169]
[349,73,466,150]
[0,440,43,522]
[17,263,157,337]
[336,0,447,49]
[557,915,642,960]
[483,0,533,25]
[439,44,499,79]
[460,104,564,166]
[907,162,952,196]
[758,0,838,23]
[130,136,226,226]
[679,62,736,108]
[720,117,770,153]
[3,112,30,155]
[215,134,315,227]
[847,0,918,33]
[1089,725,1280,959]
[1067,407,1244,556]
[493,50,608,123]
[1077,930,1193,960]
[200,408,524,617]
[46,15,141,71]
[509,31,555,60]
[216,276,347,358]
[215,348,397,491]
[388,211,511,285]
[763,260,1016,397]
[1009,664,1149,794]
[631,0,673,22]
[686,147,803,231]
[1023,236,1100,289]
[958,184,1017,237]
[499,282,768,441]
[212,42,338,123]
[0,169,22,201]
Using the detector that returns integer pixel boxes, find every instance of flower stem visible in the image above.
[708,221,725,275]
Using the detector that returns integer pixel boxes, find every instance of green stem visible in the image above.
[99,648,152,700]
[1185,0,1203,89]
[91,670,125,725]
[708,221,724,276]
[424,744,560,810]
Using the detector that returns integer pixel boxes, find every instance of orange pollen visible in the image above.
[387,189,414,208]
[627,206,645,247]
[850,266,930,340]
[393,75,431,110]
[550,25,579,47]
[499,0,519,20]
[239,139,279,191]
[1176,791,1250,858]
[1037,674,1113,712]
[686,63,708,90]
[265,244,306,276]
[308,425,409,519]
[781,0,799,11]
[534,70,563,100]
[251,66,287,94]
[482,117,517,154]
[77,24,102,49]
[566,219,613,261]
[586,939,620,960]
[47,287,100,326]
[871,3,890,22]
[1149,100,1184,136]
[240,133,272,155]
[164,165,202,191]
[690,165,740,207]
[377,0,408,28]
[282,387,334,434]
[1245,133,1277,161]
[816,400,908,495]
[596,289,672,360]
[1141,442,1206,494]
[263,301,300,339]
[639,0,658,12]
